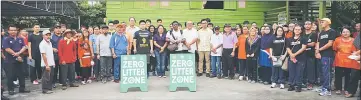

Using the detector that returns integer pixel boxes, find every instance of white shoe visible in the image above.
[280,84,285,89]
[87,80,92,83]
[81,81,86,85]
[246,77,249,81]
[158,76,162,78]
[238,76,243,81]
[33,80,39,85]
[13,80,19,85]
[271,83,276,88]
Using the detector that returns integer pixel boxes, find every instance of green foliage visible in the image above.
[78,0,106,27]
[332,1,360,28]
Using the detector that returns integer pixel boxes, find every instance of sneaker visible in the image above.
[280,84,285,89]
[251,81,256,83]
[335,90,341,95]
[248,80,252,83]
[238,76,243,81]
[87,80,92,83]
[81,81,86,85]
[217,75,221,79]
[33,80,39,85]
[62,86,67,90]
[296,87,302,92]
[197,73,202,76]
[101,80,107,84]
[8,91,15,95]
[162,76,166,78]
[52,84,56,88]
[206,73,210,77]
[288,86,295,91]
[271,83,276,88]
[245,77,249,81]
[38,79,42,83]
[315,88,324,93]
[224,77,229,79]
[319,90,331,96]
[13,80,19,85]
[152,72,156,76]
[158,76,162,78]
[307,84,313,90]
[113,80,120,83]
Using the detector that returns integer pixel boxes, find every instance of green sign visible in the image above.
[120,55,148,92]
[169,54,196,92]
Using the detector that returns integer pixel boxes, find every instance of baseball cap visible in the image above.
[42,30,51,35]
[321,18,331,24]
[224,23,231,27]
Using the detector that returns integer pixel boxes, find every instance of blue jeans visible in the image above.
[113,57,121,80]
[211,56,221,76]
[155,50,166,76]
[321,57,333,90]
[272,66,284,84]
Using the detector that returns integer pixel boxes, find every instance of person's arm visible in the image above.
[58,40,64,63]
[109,35,116,55]
[89,36,94,55]
[293,38,307,56]
[133,32,138,53]
[149,35,154,52]
[319,31,336,52]
[28,36,32,59]
[96,36,100,54]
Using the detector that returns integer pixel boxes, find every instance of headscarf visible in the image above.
[260,26,274,49]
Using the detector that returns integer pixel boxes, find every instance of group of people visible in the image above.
[1,17,360,100]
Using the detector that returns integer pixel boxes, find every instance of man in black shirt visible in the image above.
[28,24,43,85]
[303,21,318,90]
[133,20,154,77]
[316,18,337,96]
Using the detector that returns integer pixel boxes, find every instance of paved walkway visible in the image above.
[5,76,357,100]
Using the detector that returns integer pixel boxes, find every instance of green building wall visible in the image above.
[106,1,285,27]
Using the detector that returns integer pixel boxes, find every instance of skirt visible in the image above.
[259,49,272,67]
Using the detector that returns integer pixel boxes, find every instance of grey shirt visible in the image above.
[96,34,112,56]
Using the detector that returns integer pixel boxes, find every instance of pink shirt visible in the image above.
[223,32,238,49]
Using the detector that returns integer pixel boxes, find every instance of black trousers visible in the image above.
[60,63,75,86]
[30,57,42,82]
[304,57,317,84]
[93,53,101,79]
[222,49,234,77]
[334,67,351,91]
[41,66,54,91]
[53,60,61,84]
[150,56,156,72]
[246,58,257,81]
[75,59,81,77]
[259,67,272,83]
[81,67,92,81]
[238,59,247,76]
[346,69,360,94]
[4,62,25,91]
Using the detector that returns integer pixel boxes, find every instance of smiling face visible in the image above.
[341,28,351,38]
[293,26,302,36]
[276,28,283,37]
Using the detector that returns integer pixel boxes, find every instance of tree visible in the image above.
[78,0,106,27]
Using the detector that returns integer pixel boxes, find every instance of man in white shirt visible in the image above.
[96,25,113,83]
[182,21,198,53]
[197,19,213,77]
[126,17,140,38]
[210,27,223,78]
[39,30,55,94]
[166,21,186,53]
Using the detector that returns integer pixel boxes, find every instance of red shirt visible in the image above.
[58,39,77,64]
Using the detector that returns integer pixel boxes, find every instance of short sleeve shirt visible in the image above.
[211,33,223,56]
[271,36,286,56]
[134,30,152,54]
[286,36,307,61]
[3,37,25,63]
[39,40,55,67]
[166,30,183,51]
[183,29,198,53]
[304,32,317,57]
[318,29,337,57]
[197,28,212,51]
[28,33,43,58]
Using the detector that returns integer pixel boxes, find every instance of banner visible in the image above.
[120,55,148,92]
[169,54,196,92]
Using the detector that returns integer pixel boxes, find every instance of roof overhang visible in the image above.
[1,0,81,19]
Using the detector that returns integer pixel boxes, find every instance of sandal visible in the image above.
[345,91,354,98]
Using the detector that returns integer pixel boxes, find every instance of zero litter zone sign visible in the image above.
[120,55,148,92]
[169,54,196,92]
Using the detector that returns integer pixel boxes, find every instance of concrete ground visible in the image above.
[4,76,357,100]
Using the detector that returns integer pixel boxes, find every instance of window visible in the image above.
[203,1,224,9]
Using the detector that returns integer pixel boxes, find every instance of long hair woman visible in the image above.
[286,25,307,92]
[245,27,261,83]
[270,27,286,89]
[148,25,157,76]
[236,26,249,81]
[258,25,274,85]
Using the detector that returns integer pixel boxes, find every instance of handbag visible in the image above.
[167,30,182,51]
[281,37,300,71]
[273,38,286,67]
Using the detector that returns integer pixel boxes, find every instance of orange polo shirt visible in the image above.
[285,31,293,39]
[237,34,248,59]
[333,37,360,70]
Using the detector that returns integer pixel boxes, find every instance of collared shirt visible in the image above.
[2,36,25,63]
[211,33,223,56]
[51,33,62,49]
[126,26,140,38]
[96,34,112,56]
[153,33,167,51]
[39,40,55,67]
[223,32,238,49]
[89,34,99,54]
[110,33,128,56]
[183,28,198,53]
[166,30,184,51]
[197,28,213,51]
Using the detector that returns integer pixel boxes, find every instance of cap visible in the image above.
[321,18,331,24]
[101,25,109,29]
[224,23,231,27]
[53,24,61,28]
[42,30,51,35]
[116,24,126,28]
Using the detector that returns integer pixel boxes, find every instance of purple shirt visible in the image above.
[153,33,167,51]
[223,32,238,49]
[2,36,25,63]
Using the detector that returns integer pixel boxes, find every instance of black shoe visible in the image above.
[229,76,235,80]
[8,91,15,95]
[288,86,295,91]
[69,84,79,87]
[217,75,221,79]
[62,86,67,90]
[19,89,31,93]
[210,75,216,78]
[206,73,210,77]
[1,96,10,100]
[197,73,202,76]
[295,87,302,92]
[42,90,54,94]
[152,72,156,76]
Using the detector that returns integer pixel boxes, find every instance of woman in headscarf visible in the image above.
[258,25,274,85]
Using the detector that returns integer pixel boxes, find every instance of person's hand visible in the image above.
[315,53,321,59]
[12,52,20,57]
[1,55,5,59]
[92,54,95,58]
[231,51,235,57]
[16,56,23,62]
[280,55,286,61]
[97,55,100,59]
[53,48,58,52]
[112,54,117,58]
[28,56,33,60]
[62,61,66,65]
[355,56,360,61]
[46,66,51,72]
[150,49,154,54]
[290,54,296,58]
